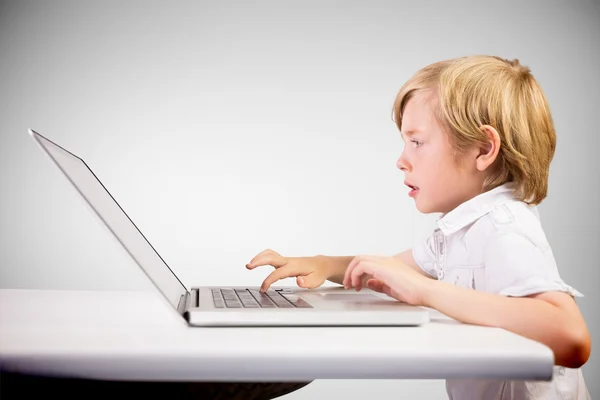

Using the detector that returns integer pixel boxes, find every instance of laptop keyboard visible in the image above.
[211,288,313,309]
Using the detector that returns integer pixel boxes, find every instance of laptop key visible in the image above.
[277,288,296,294]
[294,299,313,308]
[281,294,312,308]
[249,289,269,297]
[213,299,225,308]
[273,301,294,308]
[240,298,259,307]
[248,290,276,307]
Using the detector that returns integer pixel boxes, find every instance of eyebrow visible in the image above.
[400,129,421,140]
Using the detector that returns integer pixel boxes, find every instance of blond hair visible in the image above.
[392,55,556,205]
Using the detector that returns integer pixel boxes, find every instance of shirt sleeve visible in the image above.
[483,232,583,297]
[412,234,439,279]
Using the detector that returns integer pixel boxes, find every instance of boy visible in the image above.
[246,55,591,399]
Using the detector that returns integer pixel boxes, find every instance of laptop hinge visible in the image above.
[176,291,191,315]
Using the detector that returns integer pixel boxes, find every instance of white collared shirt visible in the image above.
[413,182,590,400]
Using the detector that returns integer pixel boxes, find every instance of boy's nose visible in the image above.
[397,154,410,172]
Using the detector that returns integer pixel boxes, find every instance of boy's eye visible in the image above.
[411,139,423,148]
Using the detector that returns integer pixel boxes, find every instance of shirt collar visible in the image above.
[436,182,518,236]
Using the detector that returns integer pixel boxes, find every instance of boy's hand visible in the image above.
[246,249,330,292]
[343,255,433,306]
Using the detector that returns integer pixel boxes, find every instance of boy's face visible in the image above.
[397,90,482,214]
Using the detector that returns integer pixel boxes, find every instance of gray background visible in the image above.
[1,1,598,399]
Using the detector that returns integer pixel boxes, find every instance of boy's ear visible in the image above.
[476,125,501,171]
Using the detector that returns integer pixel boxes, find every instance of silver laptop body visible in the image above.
[29,129,429,327]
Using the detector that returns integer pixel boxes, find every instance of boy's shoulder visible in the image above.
[467,200,551,252]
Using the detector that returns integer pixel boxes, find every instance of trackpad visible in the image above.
[321,294,380,302]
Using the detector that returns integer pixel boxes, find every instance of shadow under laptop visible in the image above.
[0,371,312,400]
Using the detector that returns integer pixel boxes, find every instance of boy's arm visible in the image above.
[323,256,357,285]
[393,248,437,279]
[424,282,591,368]
[324,256,381,286]
[324,249,434,286]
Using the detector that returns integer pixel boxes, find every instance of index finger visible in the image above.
[246,249,286,270]
[260,265,304,292]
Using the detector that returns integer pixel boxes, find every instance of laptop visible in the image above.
[28,129,430,327]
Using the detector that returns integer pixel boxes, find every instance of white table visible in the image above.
[0,289,554,382]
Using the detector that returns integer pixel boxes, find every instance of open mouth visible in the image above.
[405,182,420,197]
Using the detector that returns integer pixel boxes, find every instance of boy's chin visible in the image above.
[415,200,442,214]
[415,203,430,214]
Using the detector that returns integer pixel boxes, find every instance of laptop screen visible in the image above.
[30,129,188,310]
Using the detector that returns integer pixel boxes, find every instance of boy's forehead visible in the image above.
[401,91,439,135]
